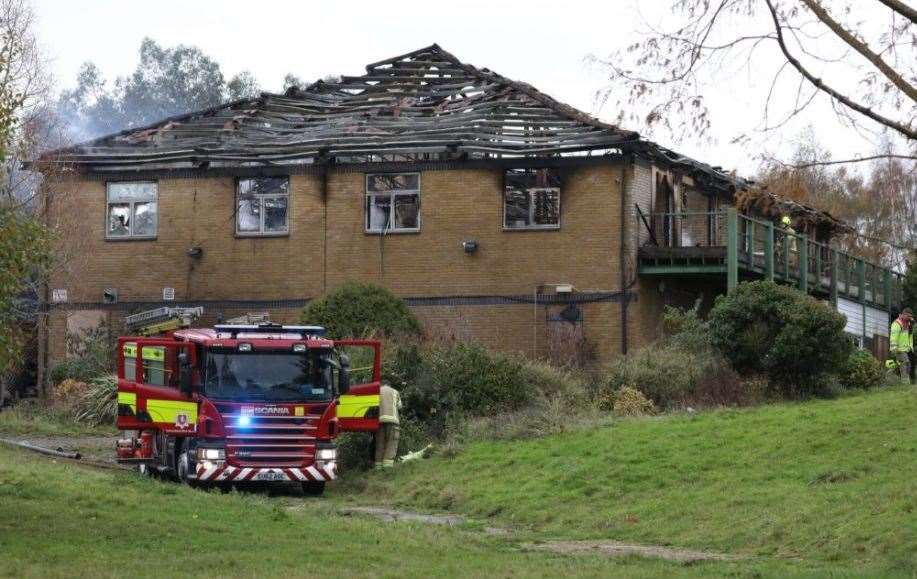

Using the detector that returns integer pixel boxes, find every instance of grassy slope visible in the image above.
[341,387,917,574]
[0,445,799,579]
[0,406,115,437]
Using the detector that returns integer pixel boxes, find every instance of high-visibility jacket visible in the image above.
[379,385,402,425]
[890,319,913,353]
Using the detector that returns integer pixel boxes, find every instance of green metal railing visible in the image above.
[635,207,902,310]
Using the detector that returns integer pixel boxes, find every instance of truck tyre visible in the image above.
[137,463,153,477]
[301,481,325,496]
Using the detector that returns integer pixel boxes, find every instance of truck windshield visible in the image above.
[203,350,332,402]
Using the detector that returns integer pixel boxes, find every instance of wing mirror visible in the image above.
[338,353,351,395]
[178,351,193,397]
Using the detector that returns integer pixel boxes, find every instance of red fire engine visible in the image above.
[114,307,381,495]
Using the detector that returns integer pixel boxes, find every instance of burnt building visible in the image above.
[35,45,900,376]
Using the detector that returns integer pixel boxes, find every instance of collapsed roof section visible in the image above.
[46,44,642,172]
[42,44,748,194]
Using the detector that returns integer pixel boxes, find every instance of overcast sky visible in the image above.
[31,0,893,176]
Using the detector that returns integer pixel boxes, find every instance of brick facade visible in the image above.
[45,160,662,369]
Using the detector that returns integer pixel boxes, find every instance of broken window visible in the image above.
[365,173,420,233]
[504,169,560,229]
[106,182,158,239]
[236,177,289,236]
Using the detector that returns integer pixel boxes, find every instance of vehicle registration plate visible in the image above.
[254,470,285,481]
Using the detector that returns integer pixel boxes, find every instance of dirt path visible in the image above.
[334,505,742,562]
[522,540,744,563]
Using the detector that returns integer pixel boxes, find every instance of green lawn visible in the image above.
[0,405,115,437]
[2,388,914,577]
[0,445,876,579]
[338,386,917,576]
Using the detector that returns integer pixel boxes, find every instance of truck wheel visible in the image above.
[137,463,153,477]
[302,481,325,496]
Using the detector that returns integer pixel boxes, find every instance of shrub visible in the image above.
[399,343,534,436]
[336,432,374,471]
[840,350,885,390]
[73,375,117,425]
[49,323,116,384]
[300,282,421,339]
[385,341,590,440]
[602,345,707,409]
[708,281,853,397]
[612,387,656,417]
[49,379,91,416]
[662,305,711,353]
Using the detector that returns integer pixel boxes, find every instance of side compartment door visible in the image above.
[334,340,381,432]
[118,340,199,435]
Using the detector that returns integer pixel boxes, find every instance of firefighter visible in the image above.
[375,384,402,469]
[890,308,914,384]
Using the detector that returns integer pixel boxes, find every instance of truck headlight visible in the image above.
[316,448,336,461]
[197,448,225,461]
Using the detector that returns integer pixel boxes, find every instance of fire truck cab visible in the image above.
[115,311,381,495]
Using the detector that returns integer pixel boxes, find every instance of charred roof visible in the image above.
[38,43,846,230]
[45,44,642,171]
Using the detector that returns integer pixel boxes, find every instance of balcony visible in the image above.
[635,208,902,311]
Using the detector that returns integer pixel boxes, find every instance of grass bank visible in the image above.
[3,444,877,578]
[338,386,917,575]
[0,404,116,437]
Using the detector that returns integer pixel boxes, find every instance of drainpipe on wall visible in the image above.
[36,186,51,397]
[620,162,629,356]
[320,160,330,294]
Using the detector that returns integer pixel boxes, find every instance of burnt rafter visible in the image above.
[43,44,642,172]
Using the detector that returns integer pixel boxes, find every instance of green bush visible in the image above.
[662,305,711,352]
[400,343,534,435]
[74,375,118,426]
[840,350,885,390]
[300,282,421,339]
[708,281,853,397]
[384,342,591,440]
[49,323,116,384]
[602,345,707,409]
[336,432,374,471]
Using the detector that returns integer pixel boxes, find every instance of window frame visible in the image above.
[105,181,159,241]
[235,176,291,238]
[502,170,561,231]
[364,172,422,234]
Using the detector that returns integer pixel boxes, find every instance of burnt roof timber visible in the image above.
[36,43,757,199]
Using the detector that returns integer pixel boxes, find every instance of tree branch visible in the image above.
[877,0,917,24]
[777,153,917,168]
[763,0,917,140]
[800,0,917,104]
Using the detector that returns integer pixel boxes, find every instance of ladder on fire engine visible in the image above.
[124,306,204,336]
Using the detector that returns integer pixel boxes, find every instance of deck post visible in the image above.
[764,222,774,281]
[883,268,892,308]
[782,235,790,280]
[727,208,738,293]
[814,245,822,292]
[856,259,866,303]
[798,235,808,293]
[830,250,838,305]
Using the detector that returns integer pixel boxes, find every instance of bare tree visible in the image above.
[592,0,916,163]
[0,0,55,403]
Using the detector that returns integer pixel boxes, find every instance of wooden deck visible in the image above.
[635,209,902,312]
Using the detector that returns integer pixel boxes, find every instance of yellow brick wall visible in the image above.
[46,163,642,368]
